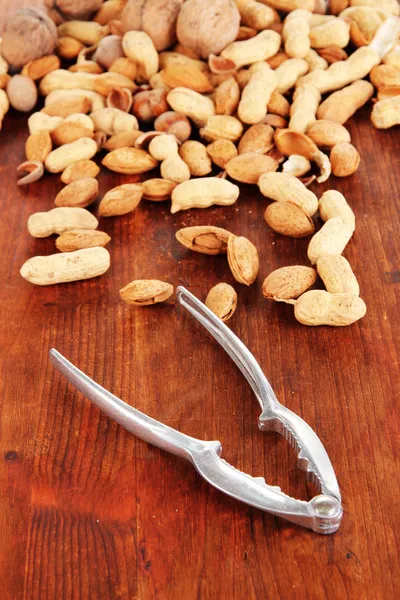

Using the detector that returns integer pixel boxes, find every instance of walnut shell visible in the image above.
[2,8,58,70]
[121,0,184,51]
[45,0,103,21]
[176,0,240,60]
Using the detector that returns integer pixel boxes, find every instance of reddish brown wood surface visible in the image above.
[0,3,399,599]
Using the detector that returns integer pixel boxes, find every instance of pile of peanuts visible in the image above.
[1,0,398,326]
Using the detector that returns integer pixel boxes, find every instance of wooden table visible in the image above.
[1,3,399,598]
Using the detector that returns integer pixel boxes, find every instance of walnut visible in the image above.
[176,0,240,60]
[45,1,104,22]
[121,0,184,51]
[2,8,58,70]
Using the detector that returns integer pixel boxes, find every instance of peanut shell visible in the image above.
[294,290,366,327]
[90,107,139,135]
[171,178,239,214]
[371,96,400,129]
[57,21,108,46]
[307,217,354,265]
[45,138,98,173]
[221,30,281,67]
[167,87,215,128]
[316,255,360,295]
[20,247,110,286]
[122,31,159,83]
[318,190,355,229]
[275,128,319,160]
[17,161,44,186]
[179,141,212,177]
[106,87,133,112]
[258,172,318,217]
[28,207,98,238]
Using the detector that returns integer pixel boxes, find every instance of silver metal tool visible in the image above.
[49,286,343,534]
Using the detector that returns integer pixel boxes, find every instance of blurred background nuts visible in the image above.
[2,7,58,69]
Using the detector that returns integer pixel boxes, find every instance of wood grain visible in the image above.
[0,2,399,598]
